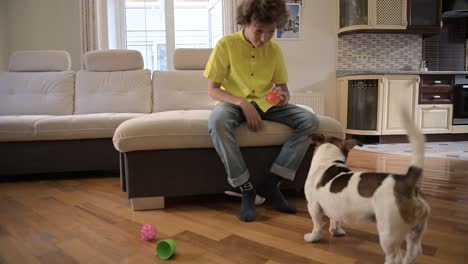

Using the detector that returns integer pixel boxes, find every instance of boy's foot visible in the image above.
[238,189,256,222]
[257,174,297,214]
[224,185,266,205]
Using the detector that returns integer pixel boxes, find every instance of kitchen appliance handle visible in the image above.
[434,80,442,84]
[463,85,468,89]
[433,95,441,99]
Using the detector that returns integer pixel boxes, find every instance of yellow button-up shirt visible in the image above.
[203,30,288,112]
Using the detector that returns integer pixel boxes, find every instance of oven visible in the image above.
[453,74,468,125]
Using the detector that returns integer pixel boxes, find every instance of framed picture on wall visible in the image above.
[285,0,303,6]
[276,4,301,40]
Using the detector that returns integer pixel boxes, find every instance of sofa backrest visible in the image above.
[0,50,75,115]
[74,50,152,114]
[153,48,215,112]
[173,48,213,70]
[8,50,71,72]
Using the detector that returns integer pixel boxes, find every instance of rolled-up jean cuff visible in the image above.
[270,163,296,181]
[229,170,250,188]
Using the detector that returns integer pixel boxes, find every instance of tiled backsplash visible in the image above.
[337,34,422,71]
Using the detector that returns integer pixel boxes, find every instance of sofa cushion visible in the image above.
[75,70,152,114]
[84,50,144,72]
[0,115,53,142]
[0,71,75,115]
[34,113,145,141]
[8,50,71,72]
[153,70,215,112]
[113,110,345,153]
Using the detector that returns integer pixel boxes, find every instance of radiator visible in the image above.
[289,92,325,115]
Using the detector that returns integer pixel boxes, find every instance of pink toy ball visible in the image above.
[140,224,157,241]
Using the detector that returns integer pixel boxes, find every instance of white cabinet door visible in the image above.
[337,77,348,129]
[371,0,407,29]
[417,104,453,134]
[381,75,419,135]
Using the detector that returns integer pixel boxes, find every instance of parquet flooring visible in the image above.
[1,149,467,263]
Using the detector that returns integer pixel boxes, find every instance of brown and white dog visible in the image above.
[304,110,430,264]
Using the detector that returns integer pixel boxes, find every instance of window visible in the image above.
[110,0,225,71]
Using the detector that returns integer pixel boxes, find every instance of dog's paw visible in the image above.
[330,227,346,237]
[304,231,322,243]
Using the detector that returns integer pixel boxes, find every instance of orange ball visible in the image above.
[266,91,281,105]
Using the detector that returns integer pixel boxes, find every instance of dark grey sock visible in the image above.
[258,174,297,214]
[237,181,256,222]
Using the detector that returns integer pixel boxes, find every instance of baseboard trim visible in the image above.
[346,133,468,144]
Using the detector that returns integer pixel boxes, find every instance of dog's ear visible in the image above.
[310,134,325,143]
[344,139,362,152]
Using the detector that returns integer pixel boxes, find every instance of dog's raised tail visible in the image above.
[401,107,425,186]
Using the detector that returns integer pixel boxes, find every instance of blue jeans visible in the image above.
[208,102,320,188]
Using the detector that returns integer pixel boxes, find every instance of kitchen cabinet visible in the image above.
[416,104,453,133]
[407,0,441,31]
[336,75,422,135]
[415,74,453,133]
[337,73,465,140]
[381,75,419,135]
[418,74,453,104]
[339,0,369,30]
[338,0,407,35]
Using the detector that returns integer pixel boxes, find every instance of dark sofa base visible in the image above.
[0,139,120,176]
[120,145,314,201]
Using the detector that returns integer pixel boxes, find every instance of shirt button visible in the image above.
[251,73,254,76]
[252,55,255,59]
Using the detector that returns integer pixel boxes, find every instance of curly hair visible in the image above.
[236,0,289,28]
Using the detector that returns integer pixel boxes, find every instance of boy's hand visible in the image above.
[271,85,290,106]
[239,100,263,131]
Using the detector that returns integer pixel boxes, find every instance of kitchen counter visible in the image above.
[336,70,468,78]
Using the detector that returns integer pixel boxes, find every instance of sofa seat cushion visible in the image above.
[113,110,345,153]
[318,115,346,139]
[0,115,54,142]
[34,113,145,141]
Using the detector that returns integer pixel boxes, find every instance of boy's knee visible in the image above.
[307,113,320,132]
[208,111,225,133]
[299,111,320,133]
[208,105,236,133]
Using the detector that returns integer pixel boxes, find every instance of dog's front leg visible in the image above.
[304,202,323,243]
[329,219,346,237]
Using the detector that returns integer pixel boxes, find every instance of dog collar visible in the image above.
[333,160,345,164]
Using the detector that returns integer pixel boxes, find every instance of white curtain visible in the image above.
[224,0,242,34]
[80,0,109,54]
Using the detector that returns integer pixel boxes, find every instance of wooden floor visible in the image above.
[1,150,467,263]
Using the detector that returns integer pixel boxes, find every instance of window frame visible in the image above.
[109,0,234,71]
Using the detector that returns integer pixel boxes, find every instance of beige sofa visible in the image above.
[112,49,345,210]
[0,50,150,176]
[0,49,344,211]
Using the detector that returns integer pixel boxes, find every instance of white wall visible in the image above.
[0,0,8,71]
[278,1,338,117]
[6,0,82,70]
